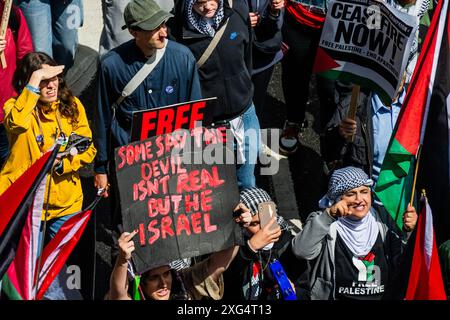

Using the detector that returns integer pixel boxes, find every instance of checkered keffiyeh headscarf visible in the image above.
[169,258,191,271]
[240,187,272,215]
[319,167,374,209]
[186,0,224,37]
[239,187,291,231]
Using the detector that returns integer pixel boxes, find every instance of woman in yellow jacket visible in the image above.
[0,52,96,239]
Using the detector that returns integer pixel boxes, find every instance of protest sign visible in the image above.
[130,98,215,142]
[313,0,418,104]
[115,127,241,274]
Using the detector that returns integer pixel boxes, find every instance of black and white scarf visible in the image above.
[185,0,225,37]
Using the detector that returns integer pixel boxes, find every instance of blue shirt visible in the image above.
[371,89,405,184]
[94,40,202,173]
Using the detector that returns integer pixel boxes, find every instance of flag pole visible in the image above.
[0,0,13,69]
[347,85,360,142]
[34,169,54,299]
[33,144,63,299]
[410,144,423,205]
[421,189,426,199]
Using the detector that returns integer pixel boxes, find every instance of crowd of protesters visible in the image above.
[0,0,448,301]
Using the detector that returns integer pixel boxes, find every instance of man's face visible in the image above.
[132,22,168,52]
[193,0,219,19]
[340,185,372,219]
[142,265,172,300]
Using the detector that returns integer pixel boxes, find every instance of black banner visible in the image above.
[115,127,241,274]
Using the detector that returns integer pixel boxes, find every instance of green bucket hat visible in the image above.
[122,0,174,31]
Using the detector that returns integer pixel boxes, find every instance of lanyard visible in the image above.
[34,105,66,147]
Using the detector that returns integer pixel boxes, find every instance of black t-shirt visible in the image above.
[334,232,389,300]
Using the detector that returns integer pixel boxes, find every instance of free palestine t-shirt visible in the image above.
[334,233,389,300]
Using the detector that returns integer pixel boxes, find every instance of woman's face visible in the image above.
[38,64,59,104]
[142,265,172,300]
[246,214,261,235]
[193,0,219,19]
[340,185,372,219]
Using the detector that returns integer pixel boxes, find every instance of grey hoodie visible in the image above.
[291,207,408,300]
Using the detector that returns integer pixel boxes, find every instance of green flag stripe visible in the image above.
[375,138,415,230]
[133,275,141,300]
[376,138,414,186]
[1,275,24,300]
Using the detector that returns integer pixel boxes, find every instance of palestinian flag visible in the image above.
[3,205,96,300]
[405,194,447,300]
[0,145,97,299]
[417,0,450,246]
[34,207,94,300]
[374,0,450,231]
[1,178,49,300]
[0,148,58,282]
[3,205,94,300]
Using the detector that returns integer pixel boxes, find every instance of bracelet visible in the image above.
[25,84,41,95]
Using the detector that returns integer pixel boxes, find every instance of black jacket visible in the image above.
[321,85,373,177]
[170,0,254,121]
[248,0,283,70]
[223,229,305,300]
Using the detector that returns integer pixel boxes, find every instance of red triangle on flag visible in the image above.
[35,209,93,300]
[405,197,447,300]
[313,47,340,74]
[0,151,53,237]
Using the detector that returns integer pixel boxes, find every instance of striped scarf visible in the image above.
[185,0,225,37]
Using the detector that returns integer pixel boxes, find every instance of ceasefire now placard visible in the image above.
[313,0,418,104]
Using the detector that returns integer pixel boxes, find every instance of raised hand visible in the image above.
[248,217,281,251]
[28,65,65,88]
[338,117,357,140]
[234,203,252,227]
[327,199,352,218]
[118,230,138,264]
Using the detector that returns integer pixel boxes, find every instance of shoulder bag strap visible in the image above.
[112,39,167,111]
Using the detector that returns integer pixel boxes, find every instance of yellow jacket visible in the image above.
[0,87,97,220]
